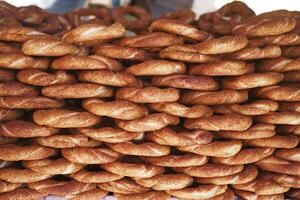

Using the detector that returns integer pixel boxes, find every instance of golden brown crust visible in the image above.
[141,154,208,167]
[71,169,123,183]
[152,74,219,91]
[0,109,23,122]
[94,44,149,61]
[98,178,150,194]
[245,134,299,148]
[256,111,300,125]
[0,181,22,193]
[265,172,300,188]
[0,96,64,109]
[253,85,300,101]
[234,189,284,200]
[0,69,15,82]
[0,42,20,54]
[0,120,58,138]
[0,26,48,42]
[213,100,279,116]
[196,35,248,54]
[23,158,84,175]
[71,189,108,200]
[0,168,51,183]
[188,61,254,76]
[35,133,102,148]
[195,165,258,185]
[166,185,227,200]
[101,162,164,178]
[116,87,180,103]
[148,102,213,118]
[257,57,300,72]
[217,123,276,139]
[0,188,45,200]
[0,81,38,97]
[42,83,113,99]
[150,19,209,41]
[22,37,79,56]
[62,147,120,164]
[77,127,142,143]
[115,191,170,200]
[134,174,193,190]
[232,16,296,37]
[83,99,148,120]
[146,127,212,146]
[174,164,244,178]
[160,9,195,24]
[126,59,186,76]
[180,90,248,105]
[248,33,300,47]
[225,45,281,60]
[78,70,140,87]
[33,109,101,128]
[232,177,290,195]
[178,140,243,157]
[108,142,170,157]
[221,72,283,90]
[275,148,300,162]
[212,147,275,165]
[27,179,96,199]
[0,144,56,161]
[17,69,76,86]
[68,7,111,26]
[119,32,182,49]
[115,113,179,132]
[184,113,252,131]
[0,53,49,69]
[62,23,125,45]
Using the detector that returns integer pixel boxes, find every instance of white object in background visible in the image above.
[5,0,56,9]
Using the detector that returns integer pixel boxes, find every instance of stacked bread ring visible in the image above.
[0,1,299,200]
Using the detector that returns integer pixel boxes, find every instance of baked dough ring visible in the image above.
[27,179,96,199]
[248,33,300,47]
[134,174,193,190]
[166,185,227,200]
[116,87,180,103]
[17,69,76,86]
[0,168,51,183]
[178,140,242,157]
[33,109,101,128]
[0,120,59,138]
[107,142,170,157]
[0,188,45,200]
[141,153,208,167]
[115,113,179,132]
[195,165,258,185]
[212,147,275,165]
[146,127,212,146]
[0,109,23,122]
[62,23,125,45]
[23,158,83,175]
[257,57,300,72]
[126,59,186,76]
[98,178,149,194]
[0,26,48,42]
[174,163,244,178]
[152,74,218,91]
[256,111,300,125]
[62,147,120,164]
[184,114,252,131]
[52,54,123,71]
[101,162,164,178]
[180,90,248,105]
[71,169,122,183]
[253,85,300,101]
[77,127,142,143]
[22,38,79,56]
[221,72,283,90]
[82,99,148,120]
[275,148,300,162]
[148,102,213,118]
[245,134,299,148]
[0,144,56,161]
[150,19,209,41]
[188,61,254,76]
[115,191,170,200]
[78,70,141,87]
[35,133,102,148]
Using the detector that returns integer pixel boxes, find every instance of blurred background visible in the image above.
[4,0,300,18]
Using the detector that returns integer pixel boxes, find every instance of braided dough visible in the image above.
[33,109,101,128]
[146,127,212,146]
[115,113,179,132]
[62,147,120,164]
[116,87,180,103]
[17,69,76,86]
[184,113,252,131]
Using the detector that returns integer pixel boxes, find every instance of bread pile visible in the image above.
[0,1,299,199]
